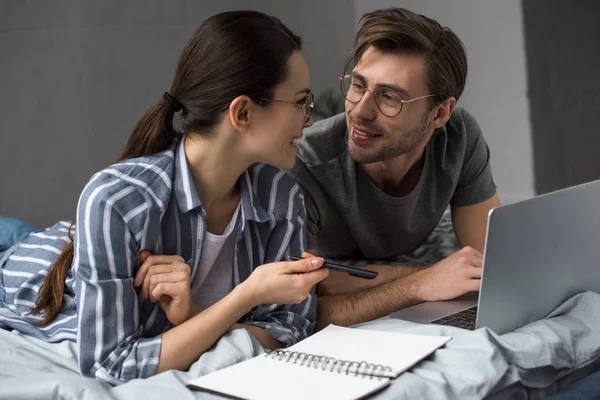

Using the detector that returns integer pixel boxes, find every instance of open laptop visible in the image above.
[390,179,600,335]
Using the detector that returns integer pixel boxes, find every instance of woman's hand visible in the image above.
[240,253,329,306]
[134,250,192,326]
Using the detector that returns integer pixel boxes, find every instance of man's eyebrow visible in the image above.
[351,71,411,97]
[295,88,310,96]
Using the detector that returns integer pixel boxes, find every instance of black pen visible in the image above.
[287,256,378,280]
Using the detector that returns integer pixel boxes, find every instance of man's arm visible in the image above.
[307,246,426,296]
[315,245,483,330]
[316,276,421,329]
[451,194,501,252]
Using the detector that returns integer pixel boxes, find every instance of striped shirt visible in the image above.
[0,137,313,385]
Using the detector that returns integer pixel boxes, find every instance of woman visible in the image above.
[0,10,329,385]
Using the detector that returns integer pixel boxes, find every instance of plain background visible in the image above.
[1,0,598,227]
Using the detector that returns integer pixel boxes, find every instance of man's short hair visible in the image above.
[346,7,468,104]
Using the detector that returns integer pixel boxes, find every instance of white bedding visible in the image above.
[1,291,599,399]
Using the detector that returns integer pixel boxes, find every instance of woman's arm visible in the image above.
[237,190,319,346]
[156,285,258,372]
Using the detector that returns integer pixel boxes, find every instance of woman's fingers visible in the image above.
[151,281,187,302]
[303,268,330,286]
[135,252,185,286]
[283,257,324,274]
[147,270,190,302]
[143,264,168,300]
[301,250,316,258]
[135,251,152,287]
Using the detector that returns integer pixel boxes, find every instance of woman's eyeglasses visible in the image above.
[259,92,314,123]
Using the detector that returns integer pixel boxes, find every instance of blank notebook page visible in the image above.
[288,324,451,377]
[189,354,390,400]
[188,325,450,400]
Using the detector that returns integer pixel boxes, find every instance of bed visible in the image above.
[1,212,599,399]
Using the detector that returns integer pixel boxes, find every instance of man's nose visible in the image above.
[350,90,378,120]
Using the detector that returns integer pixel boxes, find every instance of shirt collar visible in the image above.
[239,166,271,223]
[173,137,202,213]
[173,138,270,223]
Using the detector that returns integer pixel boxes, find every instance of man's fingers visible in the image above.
[283,257,324,274]
[464,279,481,293]
[467,266,483,279]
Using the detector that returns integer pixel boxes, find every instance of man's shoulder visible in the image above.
[297,113,348,167]
[444,107,482,139]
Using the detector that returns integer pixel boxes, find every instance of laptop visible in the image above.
[390,179,600,335]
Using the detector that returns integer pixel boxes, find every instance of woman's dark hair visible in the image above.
[30,10,303,325]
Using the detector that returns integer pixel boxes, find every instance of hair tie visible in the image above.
[162,91,183,113]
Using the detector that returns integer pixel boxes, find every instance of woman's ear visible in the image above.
[228,95,254,133]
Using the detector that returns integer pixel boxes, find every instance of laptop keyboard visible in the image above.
[430,306,478,330]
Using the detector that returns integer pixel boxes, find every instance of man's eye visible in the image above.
[351,81,365,89]
[380,92,402,102]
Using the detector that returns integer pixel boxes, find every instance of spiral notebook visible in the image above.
[187,324,451,400]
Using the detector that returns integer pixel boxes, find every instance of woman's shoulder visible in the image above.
[245,163,304,216]
[81,149,177,212]
[247,163,302,196]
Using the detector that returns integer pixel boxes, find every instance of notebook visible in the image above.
[187,324,451,400]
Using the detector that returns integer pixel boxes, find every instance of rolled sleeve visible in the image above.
[240,189,316,345]
[73,173,161,384]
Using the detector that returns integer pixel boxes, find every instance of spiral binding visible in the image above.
[266,349,392,380]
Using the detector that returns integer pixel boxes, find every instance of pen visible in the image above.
[287,256,378,280]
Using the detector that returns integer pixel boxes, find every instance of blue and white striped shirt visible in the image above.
[0,137,313,385]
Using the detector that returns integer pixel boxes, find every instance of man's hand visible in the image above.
[408,246,482,302]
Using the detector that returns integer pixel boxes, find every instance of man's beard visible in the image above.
[347,110,430,164]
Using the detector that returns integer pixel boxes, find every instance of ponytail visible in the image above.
[31,97,180,325]
[29,224,75,326]
[119,95,182,161]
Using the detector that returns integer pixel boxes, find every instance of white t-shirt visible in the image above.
[191,202,240,308]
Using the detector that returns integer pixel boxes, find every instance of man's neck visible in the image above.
[360,146,426,197]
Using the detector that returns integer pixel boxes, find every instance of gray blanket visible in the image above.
[1,291,599,399]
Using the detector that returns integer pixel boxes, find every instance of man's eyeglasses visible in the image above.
[340,75,436,117]
[259,92,314,123]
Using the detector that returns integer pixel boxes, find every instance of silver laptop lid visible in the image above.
[476,179,600,334]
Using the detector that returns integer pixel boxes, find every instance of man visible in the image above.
[290,7,501,330]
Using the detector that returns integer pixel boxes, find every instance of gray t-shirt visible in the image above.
[289,107,497,261]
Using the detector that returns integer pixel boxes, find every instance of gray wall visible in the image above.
[522,0,600,194]
[355,0,535,205]
[0,0,355,227]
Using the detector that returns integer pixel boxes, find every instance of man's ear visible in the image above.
[227,95,254,133]
[430,97,456,130]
